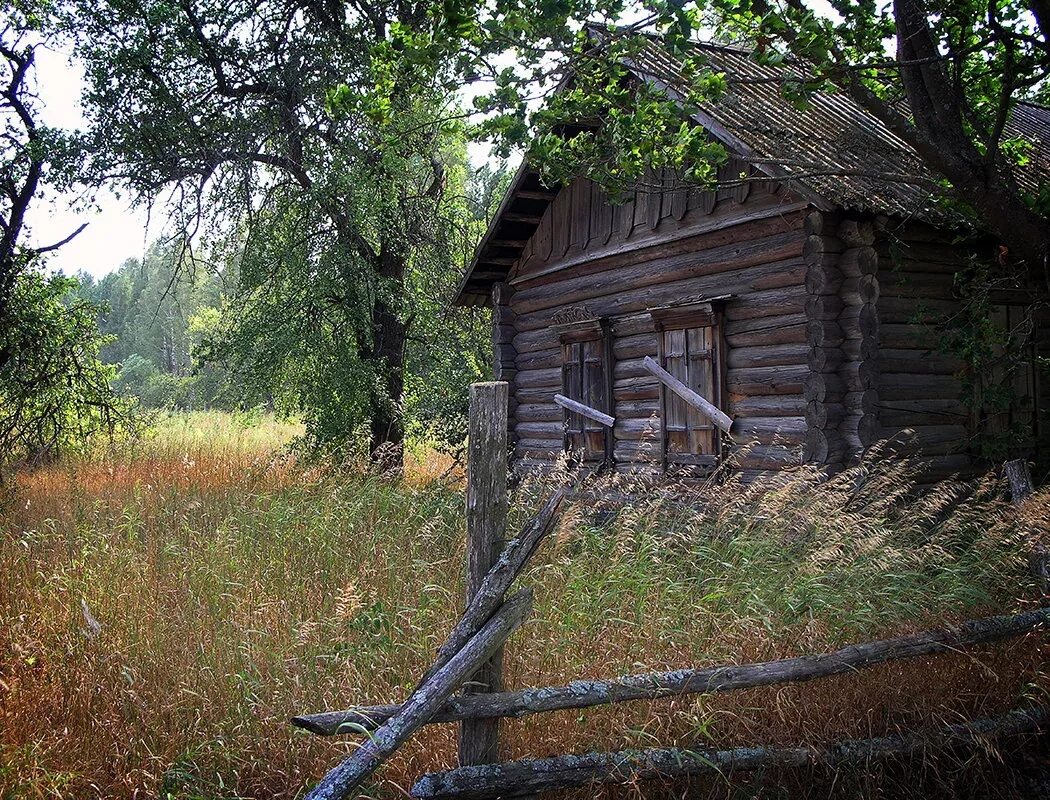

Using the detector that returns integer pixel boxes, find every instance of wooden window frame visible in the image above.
[651,300,728,473]
[554,317,614,465]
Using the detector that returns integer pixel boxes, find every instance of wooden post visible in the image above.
[460,381,509,766]
[1005,459,1046,592]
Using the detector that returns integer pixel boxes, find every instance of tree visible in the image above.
[65,0,478,458]
[471,1,1049,274]
[0,4,129,466]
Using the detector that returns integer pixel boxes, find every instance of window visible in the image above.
[555,317,612,463]
[652,302,726,470]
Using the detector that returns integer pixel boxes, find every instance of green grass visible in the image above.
[0,412,1045,799]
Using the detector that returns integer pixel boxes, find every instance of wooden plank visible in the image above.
[553,393,614,427]
[302,590,533,800]
[643,355,734,435]
[458,382,510,767]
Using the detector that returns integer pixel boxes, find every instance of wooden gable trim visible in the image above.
[508,201,810,288]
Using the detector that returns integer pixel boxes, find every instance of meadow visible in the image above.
[1,412,1047,799]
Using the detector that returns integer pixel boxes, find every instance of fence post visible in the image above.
[460,381,510,766]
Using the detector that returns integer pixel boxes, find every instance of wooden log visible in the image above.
[803,210,829,236]
[612,333,657,360]
[302,589,533,800]
[731,443,802,469]
[514,404,562,423]
[842,336,878,362]
[804,372,845,403]
[725,314,807,347]
[806,400,844,430]
[732,417,806,445]
[840,361,878,392]
[459,382,510,767]
[837,219,875,247]
[730,394,806,417]
[553,394,614,427]
[726,343,809,369]
[841,274,879,306]
[803,428,845,464]
[880,323,940,349]
[844,390,878,415]
[803,234,844,268]
[838,246,878,276]
[515,421,563,440]
[643,355,734,435]
[879,424,970,456]
[804,293,844,320]
[721,285,807,321]
[513,367,561,390]
[838,304,879,339]
[511,228,804,315]
[805,264,843,295]
[878,348,962,375]
[294,607,1050,737]
[726,365,809,396]
[411,706,1049,799]
[807,346,844,373]
[613,376,660,401]
[880,374,961,400]
[806,320,844,348]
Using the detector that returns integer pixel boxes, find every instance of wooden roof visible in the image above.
[455,38,1050,307]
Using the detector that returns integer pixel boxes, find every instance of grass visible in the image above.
[0,414,1047,799]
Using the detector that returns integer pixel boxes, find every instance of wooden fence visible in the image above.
[294,382,1049,800]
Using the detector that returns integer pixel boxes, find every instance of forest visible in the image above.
[2,0,1050,798]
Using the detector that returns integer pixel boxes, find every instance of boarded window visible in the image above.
[652,302,726,471]
[556,318,612,463]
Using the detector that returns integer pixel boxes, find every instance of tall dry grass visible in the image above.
[1,417,1046,799]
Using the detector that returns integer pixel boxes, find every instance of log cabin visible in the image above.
[454,39,1050,483]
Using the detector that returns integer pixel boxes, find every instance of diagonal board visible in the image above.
[304,589,533,800]
[411,706,1049,799]
[293,606,1050,735]
[415,487,565,689]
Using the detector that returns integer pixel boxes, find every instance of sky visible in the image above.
[27,42,158,279]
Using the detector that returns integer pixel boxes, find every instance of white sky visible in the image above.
[27,42,157,279]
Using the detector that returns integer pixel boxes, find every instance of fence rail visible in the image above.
[293,383,1048,800]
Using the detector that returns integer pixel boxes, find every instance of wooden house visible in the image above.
[454,40,1050,482]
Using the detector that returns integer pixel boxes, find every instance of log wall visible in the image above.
[873,220,974,478]
[505,163,810,477]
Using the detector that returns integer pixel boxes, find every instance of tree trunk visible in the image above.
[369,245,407,463]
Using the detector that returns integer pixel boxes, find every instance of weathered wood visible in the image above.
[411,706,1049,799]
[726,343,809,369]
[417,488,565,690]
[553,393,615,427]
[1005,459,1034,504]
[803,428,845,464]
[837,219,875,247]
[459,382,510,767]
[730,394,806,417]
[302,589,533,800]
[643,355,734,435]
[725,314,807,347]
[732,417,806,445]
[839,246,878,277]
[513,231,805,317]
[295,608,1050,736]
[732,443,802,469]
[727,365,808,396]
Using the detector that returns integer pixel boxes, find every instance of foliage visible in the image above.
[0,420,1043,797]
[74,239,248,412]
[63,0,492,456]
[0,268,134,466]
[0,7,130,467]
